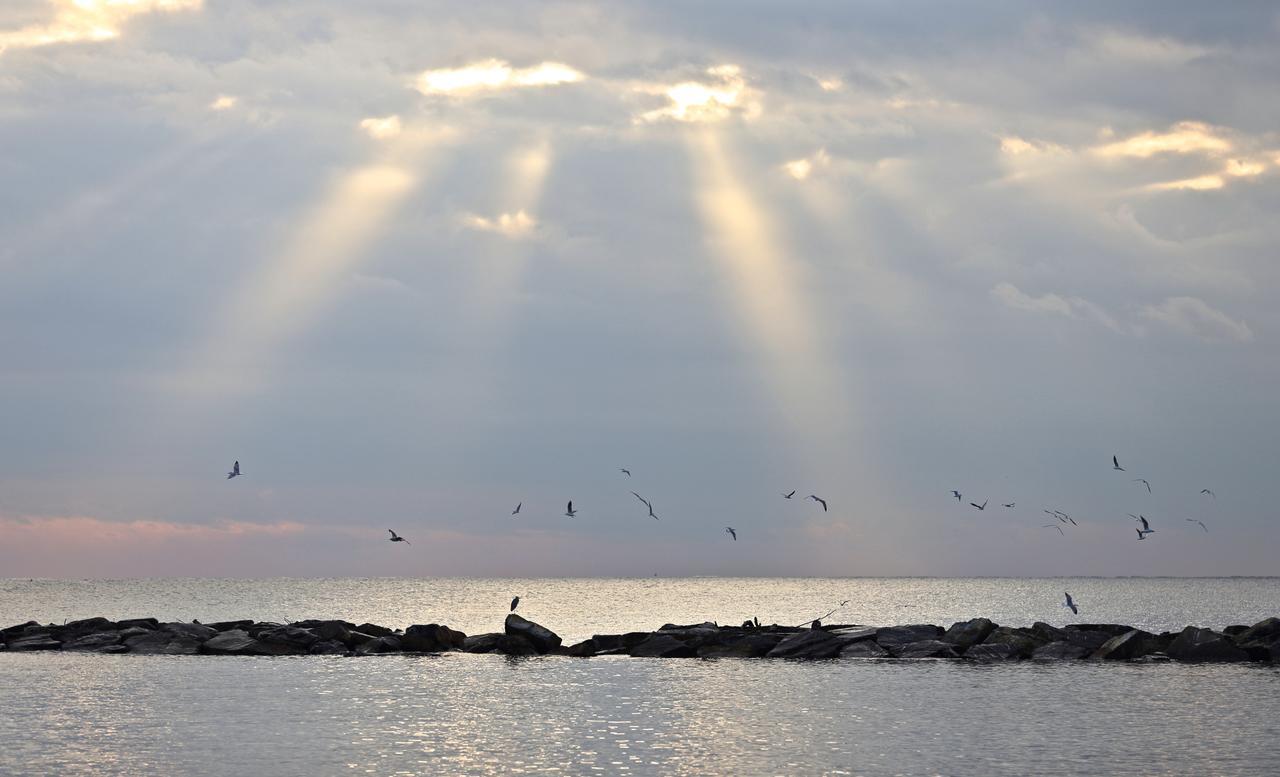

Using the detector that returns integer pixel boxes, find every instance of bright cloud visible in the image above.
[1141,297,1254,343]
[359,115,402,140]
[783,148,830,180]
[0,0,202,51]
[209,94,237,111]
[636,65,760,123]
[1093,121,1231,159]
[414,59,585,96]
[1146,174,1224,191]
[464,209,537,237]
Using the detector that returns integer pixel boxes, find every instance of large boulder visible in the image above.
[875,625,944,650]
[766,629,842,659]
[7,634,62,651]
[63,631,123,652]
[1232,617,1280,659]
[208,620,255,632]
[401,624,465,652]
[1089,629,1155,660]
[630,634,697,658]
[1,621,40,639]
[505,614,561,653]
[895,640,961,659]
[941,618,996,651]
[964,643,1019,661]
[1166,627,1249,663]
[55,618,117,641]
[1032,641,1091,660]
[308,640,349,655]
[699,634,783,658]
[355,635,402,655]
[160,622,217,642]
[496,634,539,656]
[124,631,201,655]
[250,626,320,655]
[589,633,651,653]
[840,641,891,658]
[356,623,395,638]
[982,627,1048,658]
[201,629,258,655]
[115,618,159,631]
[464,633,505,654]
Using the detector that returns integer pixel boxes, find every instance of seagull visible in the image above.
[1003,502,1015,508]
[387,529,410,545]
[951,490,962,501]
[1043,524,1065,536]
[1063,592,1078,615]
[564,501,577,517]
[725,526,737,541]
[631,491,659,520]
[1186,518,1209,532]
[512,502,521,516]
[510,596,520,612]
[808,495,828,512]
[1135,528,1148,540]
[226,460,241,479]
[783,490,796,499]
[619,468,631,478]
[1200,489,1215,498]
[970,499,987,511]
[1133,478,1151,494]
[1137,515,1152,533]
[1113,455,1125,471]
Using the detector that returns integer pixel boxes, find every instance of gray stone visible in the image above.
[982,627,1048,658]
[208,620,255,632]
[941,618,996,650]
[115,618,159,631]
[402,624,465,652]
[505,614,562,653]
[464,633,505,654]
[124,631,201,655]
[1,621,39,638]
[117,627,153,641]
[355,635,402,655]
[63,631,123,651]
[1233,618,1280,649]
[1068,624,1133,637]
[1166,627,1249,663]
[1030,622,1068,643]
[200,629,257,655]
[766,629,842,659]
[1032,641,1091,660]
[356,623,394,638]
[875,624,944,649]
[698,634,783,658]
[1090,629,1155,660]
[308,640,349,655]
[965,643,1019,661]
[894,640,961,659]
[56,618,117,640]
[496,633,539,656]
[7,635,62,651]
[840,640,891,658]
[160,622,217,641]
[630,634,697,658]
[309,621,355,644]
[832,627,879,645]
[252,626,319,654]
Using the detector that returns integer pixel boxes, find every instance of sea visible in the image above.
[2,577,1278,776]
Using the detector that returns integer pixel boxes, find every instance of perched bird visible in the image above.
[510,596,520,612]
[951,490,962,501]
[226,460,241,479]
[1200,489,1215,498]
[1063,592,1078,615]
[1003,502,1015,508]
[1043,524,1065,536]
[970,500,987,511]
[1113,455,1125,471]
[619,468,631,478]
[387,529,410,545]
[725,526,737,541]
[808,495,828,512]
[512,502,521,516]
[1133,478,1151,494]
[1186,518,1209,532]
[783,490,796,499]
[564,501,577,518]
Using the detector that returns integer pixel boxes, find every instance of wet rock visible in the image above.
[464,633,505,654]
[1068,624,1132,638]
[964,643,1019,661]
[402,624,466,652]
[832,627,879,645]
[1222,625,1249,637]
[117,626,154,641]
[1032,641,1091,660]
[699,634,783,658]
[309,640,349,655]
[496,633,539,656]
[895,640,960,659]
[55,618,117,640]
[355,635,402,655]
[63,631,123,652]
[982,627,1048,658]
[115,618,159,631]
[875,625,944,650]
[1233,617,1280,648]
[124,631,201,655]
[201,629,257,655]
[161,623,217,641]
[2,620,39,639]
[590,633,651,652]
[630,634,697,658]
[1090,629,1155,660]
[1166,627,1249,663]
[7,635,62,651]
[1030,622,1068,643]
[941,618,996,651]
[504,614,561,653]
[766,629,842,659]
[250,626,320,656]
[244,622,285,637]
[208,620,255,632]
[840,640,891,658]
[292,619,358,632]
[356,623,394,638]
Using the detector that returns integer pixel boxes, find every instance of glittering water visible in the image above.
[2,578,1279,776]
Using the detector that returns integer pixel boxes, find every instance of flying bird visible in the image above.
[951,490,962,501]
[387,529,410,545]
[725,526,737,541]
[1002,502,1015,508]
[808,495,828,512]
[512,502,521,516]
[631,491,659,520]
[1133,478,1151,494]
[1063,592,1078,615]
[1200,489,1215,498]
[1135,528,1148,540]
[1186,518,1209,532]
[1113,455,1125,471]
[226,460,241,479]
[783,490,796,499]
[1043,524,1065,536]
[510,596,520,612]
[970,500,987,511]
[1066,515,1078,526]
[1137,515,1152,533]
[564,501,577,517]
[619,468,631,478]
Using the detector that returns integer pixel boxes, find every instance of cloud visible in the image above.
[782,148,830,180]
[990,283,1123,332]
[0,0,202,52]
[208,94,236,111]
[359,115,401,140]
[413,59,585,96]
[1093,121,1231,159]
[635,64,761,123]
[1141,296,1254,343]
[463,209,538,237]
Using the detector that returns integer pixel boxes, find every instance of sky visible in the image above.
[1,1,1277,578]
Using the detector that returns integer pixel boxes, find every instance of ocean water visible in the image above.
[2,578,1279,776]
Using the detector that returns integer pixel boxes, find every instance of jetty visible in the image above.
[3,615,1278,662]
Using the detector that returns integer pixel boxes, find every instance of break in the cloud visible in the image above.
[0,0,201,52]
[463,210,538,238]
[414,60,585,96]
[635,64,761,123]
[359,115,402,140]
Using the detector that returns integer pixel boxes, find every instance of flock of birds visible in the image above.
[950,454,1217,542]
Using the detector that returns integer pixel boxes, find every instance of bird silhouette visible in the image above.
[387,529,410,545]
[1186,518,1209,532]
[725,526,737,541]
[783,490,796,499]
[951,490,962,501]
[970,500,987,511]
[510,596,520,612]
[564,501,577,517]
[808,495,828,511]
[1133,478,1151,494]
[1200,489,1215,498]
[619,468,631,478]
[226,460,241,479]
[1043,524,1065,536]
[1002,502,1015,508]
[512,502,521,516]
[1063,592,1078,615]
[1113,455,1125,471]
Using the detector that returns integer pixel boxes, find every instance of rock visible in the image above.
[356,623,394,638]
[201,629,257,655]
[941,618,996,651]
[292,619,358,631]
[1056,629,1113,652]
[1233,617,1280,648]
[875,625,944,650]
[1030,622,1068,643]
[7,635,62,651]
[309,621,355,644]
[1166,627,1249,663]
[832,627,879,645]
[766,629,842,659]
[243,622,285,637]
[504,614,562,653]
[160,622,217,641]
[659,621,718,632]
[115,618,159,631]
[1,621,40,638]
[401,624,465,652]
[98,645,130,654]
[56,618,117,640]
[63,631,123,651]
[308,640,349,655]
[840,641,891,658]
[464,634,505,654]
[1032,641,1091,660]
[630,634,697,658]
[355,635,402,655]
[589,633,651,652]
[1223,625,1249,637]
[117,626,154,641]
[124,631,201,655]
[895,640,961,659]
[1090,629,1155,660]
[1068,624,1132,638]
[496,633,540,656]
[699,634,783,658]
[250,626,320,655]
[964,643,1019,661]
[982,627,1048,658]
[208,620,255,632]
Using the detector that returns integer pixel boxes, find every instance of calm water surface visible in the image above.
[2,578,1278,776]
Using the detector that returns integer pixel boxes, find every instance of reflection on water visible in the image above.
[1,652,1278,776]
